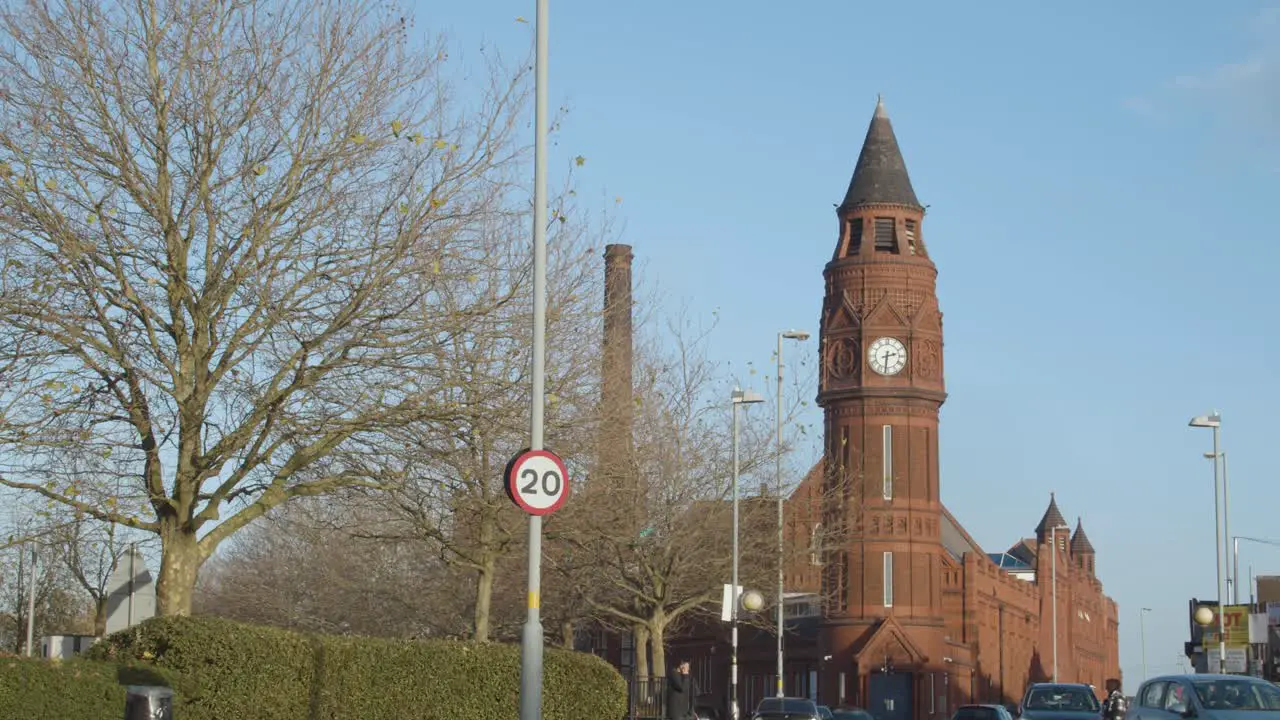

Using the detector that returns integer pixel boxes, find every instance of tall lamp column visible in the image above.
[774,329,809,697]
[1050,523,1069,682]
[1189,412,1226,674]
[731,388,764,720]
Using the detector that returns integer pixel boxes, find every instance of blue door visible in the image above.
[869,672,913,720]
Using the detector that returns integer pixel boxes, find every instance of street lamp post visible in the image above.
[519,2,551,718]
[732,388,764,720]
[1051,523,1069,682]
[1140,607,1152,681]
[1205,451,1234,603]
[1189,412,1226,674]
[774,329,809,697]
[24,543,37,657]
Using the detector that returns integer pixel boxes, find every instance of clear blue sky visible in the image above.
[420,0,1280,689]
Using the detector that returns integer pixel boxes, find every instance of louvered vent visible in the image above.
[905,219,917,255]
[874,217,897,253]
[847,218,863,257]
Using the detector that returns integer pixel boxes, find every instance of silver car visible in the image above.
[1128,674,1280,720]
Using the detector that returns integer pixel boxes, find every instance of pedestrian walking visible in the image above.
[666,659,700,720]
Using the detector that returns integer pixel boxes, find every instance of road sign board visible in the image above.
[504,448,570,516]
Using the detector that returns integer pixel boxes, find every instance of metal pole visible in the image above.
[1224,452,1237,605]
[1233,537,1240,607]
[731,400,741,720]
[127,543,136,628]
[519,1,550,718]
[775,333,785,697]
[1052,526,1059,682]
[1223,451,1233,604]
[1212,425,1226,673]
[1140,608,1150,681]
[25,544,37,657]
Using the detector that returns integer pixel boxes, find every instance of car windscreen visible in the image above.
[1191,678,1280,711]
[955,707,1000,720]
[833,712,873,720]
[1023,687,1100,712]
[758,699,818,714]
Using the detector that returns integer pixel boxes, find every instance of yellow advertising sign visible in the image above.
[1202,604,1252,647]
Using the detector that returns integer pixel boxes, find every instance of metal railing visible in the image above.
[628,676,666,720]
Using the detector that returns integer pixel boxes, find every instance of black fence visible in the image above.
[628,676,666,720]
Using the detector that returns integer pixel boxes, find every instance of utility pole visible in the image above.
[517,1,551,719]
[25,543,37,657]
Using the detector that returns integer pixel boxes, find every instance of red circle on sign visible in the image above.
[504,449,570,516]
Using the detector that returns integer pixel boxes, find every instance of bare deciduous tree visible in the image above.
[197,500,478,639]
[550,312,780,679]
[0,540,92,653]
[0,0,544,614]
[53,517,145,636]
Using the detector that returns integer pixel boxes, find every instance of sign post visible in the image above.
[521,1,552,719]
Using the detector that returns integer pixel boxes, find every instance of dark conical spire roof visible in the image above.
[839,96,923,211]
[1070,517,1096,554]
[1034,492,1069,537]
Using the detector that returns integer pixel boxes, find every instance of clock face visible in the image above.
[867,337,907,376]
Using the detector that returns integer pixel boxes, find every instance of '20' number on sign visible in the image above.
[520,468,562,497]
[506,450,570,515]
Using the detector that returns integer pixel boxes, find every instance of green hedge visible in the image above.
[89,615,627,720]
[0,654,184,719]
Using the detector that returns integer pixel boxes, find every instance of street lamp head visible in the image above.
[1203,452,1218,460]
[732,387,765,405]
[1189,412,1222,428]
[1193,606,1215,627]
[781,330,811,341]
[1141,607,1152,613]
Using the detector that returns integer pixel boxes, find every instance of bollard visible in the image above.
[124,685,174,720]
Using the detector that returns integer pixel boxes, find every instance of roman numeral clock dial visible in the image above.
[867,336,907,376]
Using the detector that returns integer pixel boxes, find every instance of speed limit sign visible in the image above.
[504,448,570,516]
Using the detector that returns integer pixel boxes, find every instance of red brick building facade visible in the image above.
[588,100,1121,720]
[672,101,1118,718]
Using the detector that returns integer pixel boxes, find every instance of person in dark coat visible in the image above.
[666,659,699,720]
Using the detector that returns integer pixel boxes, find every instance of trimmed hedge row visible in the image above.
[88,615,627,720]
[0,654,185,719]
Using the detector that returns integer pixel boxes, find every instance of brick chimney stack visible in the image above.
[599,244,635,483]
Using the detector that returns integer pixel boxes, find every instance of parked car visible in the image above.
[818,706,835,720]
[954,704,1016,720]
[832,708,875,720]
[1019,683,1103,720]
[1127,674,1280,720]
[753,697,824,720]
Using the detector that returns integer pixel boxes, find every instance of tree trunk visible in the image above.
[473,554,496,642]
[561,619,574,649]
[634,624,651,680]
[93,595,108,637]
[156,521,201,616]
[649,616,668,678]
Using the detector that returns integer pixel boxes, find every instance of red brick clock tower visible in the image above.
[816,98,948,720]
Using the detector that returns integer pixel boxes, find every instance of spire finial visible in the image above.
[874,94,887,118]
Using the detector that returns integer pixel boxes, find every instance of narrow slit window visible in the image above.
[883,551,894,607]
[810,523,823,566]
[905,219,917,255]
[874,218,897,253]
[882,424,893,500]
[847,218,863,257]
